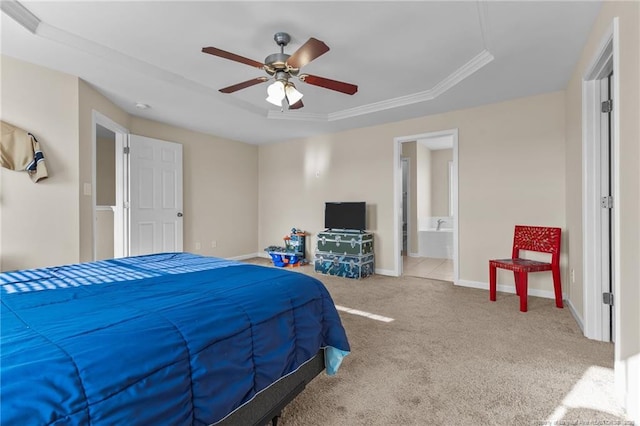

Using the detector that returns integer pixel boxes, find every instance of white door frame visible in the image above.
[581,18,619,343]
[393,129,459,279]
[92,110,129,259]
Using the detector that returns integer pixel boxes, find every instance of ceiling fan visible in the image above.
[202,32,358,110]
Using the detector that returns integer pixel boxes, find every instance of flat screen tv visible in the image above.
[324,202,366,231]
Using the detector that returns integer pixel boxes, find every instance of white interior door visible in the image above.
[129,135,183,256]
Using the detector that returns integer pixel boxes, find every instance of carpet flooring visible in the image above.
[244,258,630,426]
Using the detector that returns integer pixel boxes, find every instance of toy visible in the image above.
[264,228,308,267]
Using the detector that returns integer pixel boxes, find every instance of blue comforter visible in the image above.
[0,253,350,425]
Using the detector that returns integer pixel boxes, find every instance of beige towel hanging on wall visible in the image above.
[0,120,48,183]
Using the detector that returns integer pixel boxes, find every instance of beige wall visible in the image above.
[95,208,114,260]
[3,58,259,269]
[416,142,431,229]
[0,56,568,291]
[259,91,566,286]
[1,56,80,271]
[129,117,259,259]
[96,136,116,206]
[431,148,453,217]
[259,130,392,266]
[401,142,419,254]
[565,1,639,420]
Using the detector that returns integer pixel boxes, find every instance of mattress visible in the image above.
[0,253,350,425]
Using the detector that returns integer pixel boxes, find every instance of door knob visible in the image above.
[177,212,183,217]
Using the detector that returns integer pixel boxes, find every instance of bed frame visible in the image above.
[217,349,325,426]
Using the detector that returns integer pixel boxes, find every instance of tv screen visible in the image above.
[324,202,366,231]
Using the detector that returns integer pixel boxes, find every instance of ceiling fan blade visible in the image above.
[219,77,268,94]
[299,74,358,95]
[202,47,265,69]
[289,100,304,110]
[286,38,330,69]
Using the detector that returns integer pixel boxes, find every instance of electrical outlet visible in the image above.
[211,240,217,248]
[195,242,201,250]
[571,268,575,283]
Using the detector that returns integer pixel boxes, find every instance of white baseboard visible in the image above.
[227,252,261,261]
[456,279,567,300]
[408,252,421,258]
[375,268,396,277]
[565,298,584,332]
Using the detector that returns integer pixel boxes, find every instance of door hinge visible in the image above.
[602,292,614,306]
[600,196,613,209]
[123,147,130,155]
[601,99,613,113]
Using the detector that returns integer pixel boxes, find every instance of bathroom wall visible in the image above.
[95,134,116,260]
[96,135,115,206]
[430,148,453,217]
[416,143,431,231]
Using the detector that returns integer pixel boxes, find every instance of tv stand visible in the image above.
[314,230,374,279]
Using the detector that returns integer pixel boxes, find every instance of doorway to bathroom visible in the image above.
[394,129,458,282]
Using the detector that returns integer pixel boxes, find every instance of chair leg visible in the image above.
[518,272,528,312]
[552,266,563,308]
[489,264,497,301]
[513,272,520,296]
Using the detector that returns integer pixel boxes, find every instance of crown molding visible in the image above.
[476,0,492,51]
[271,49,494,123]
[429,49,494,99]
[329,49,493,121]
[1,0,41,34]
[271,2,494,123]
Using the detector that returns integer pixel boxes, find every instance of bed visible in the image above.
[0,252,350,425]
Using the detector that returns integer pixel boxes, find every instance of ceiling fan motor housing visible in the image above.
[273,32,291,47]
[264,52,291,74]
[265,32,299,76]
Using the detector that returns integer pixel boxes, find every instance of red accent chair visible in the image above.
[489,225,563,312]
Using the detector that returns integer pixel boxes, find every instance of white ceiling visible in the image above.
[1,1,602,145]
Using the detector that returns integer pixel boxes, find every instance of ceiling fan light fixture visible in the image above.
[266,80,285,106]
[285,83,303,105]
